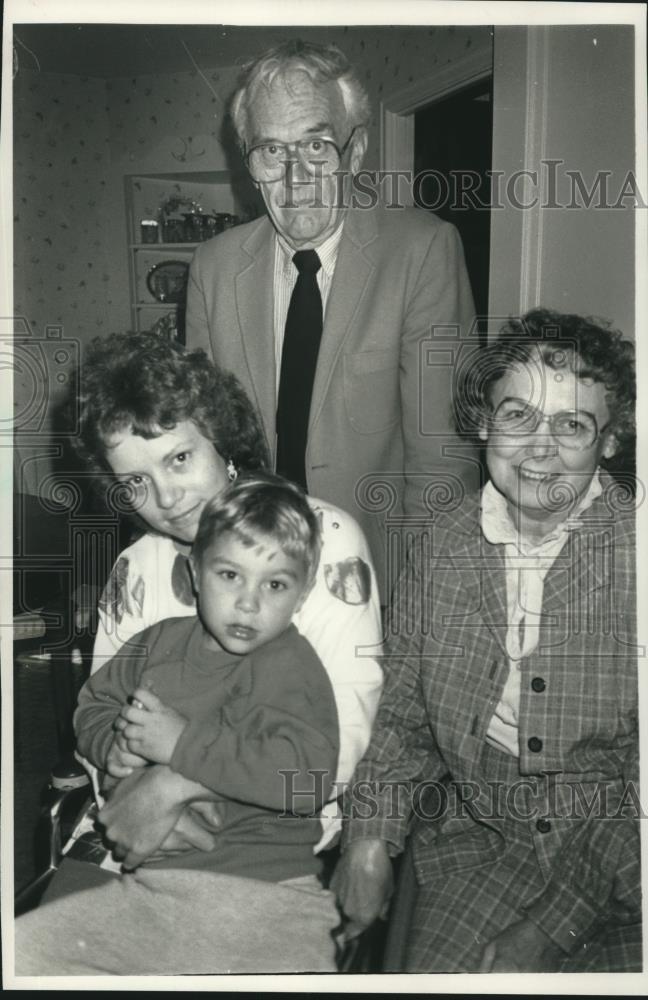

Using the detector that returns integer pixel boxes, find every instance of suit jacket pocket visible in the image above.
[411,812,505,885]
[343,349,400,433]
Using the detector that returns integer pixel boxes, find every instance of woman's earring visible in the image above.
[226,459,238,482]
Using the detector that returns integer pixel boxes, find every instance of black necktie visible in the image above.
[276,249,323,491]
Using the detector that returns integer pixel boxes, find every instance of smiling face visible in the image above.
[190,530,308,655]
[479,352,617,538]
[246,70,366,249]
[104,420,229,545]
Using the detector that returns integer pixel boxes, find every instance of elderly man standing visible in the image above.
[186,40,475,598]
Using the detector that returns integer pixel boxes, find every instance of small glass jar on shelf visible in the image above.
[140,219,160,243]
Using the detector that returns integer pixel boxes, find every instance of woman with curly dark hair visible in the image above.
[334,308,640,973]
[74,331,270,490]
[455,308,636,484]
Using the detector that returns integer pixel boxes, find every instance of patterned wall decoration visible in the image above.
[107,26,491,174]
[13,24,490,492]
[13,70,121,348]
[13,70,121,493]
[107,66,240,175]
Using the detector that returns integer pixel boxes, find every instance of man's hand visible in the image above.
[330,838,393,940]
[116,686,187,765]
[97,765,218,870]
[105,731,148,779]
[478,918,565,972]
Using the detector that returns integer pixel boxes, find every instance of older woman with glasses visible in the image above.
[334,308,640,973]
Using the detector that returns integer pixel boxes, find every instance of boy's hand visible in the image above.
[106,730,148,778]
[116,686,187,765]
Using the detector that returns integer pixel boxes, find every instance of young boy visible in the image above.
[16,474,341,974]
[75,471,339,882]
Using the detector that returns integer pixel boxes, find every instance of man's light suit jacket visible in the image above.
[185,203,475,599]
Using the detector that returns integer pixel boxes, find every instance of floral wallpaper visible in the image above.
[13,70,120,494]
[107,66,240,175]
[13,70,118,370]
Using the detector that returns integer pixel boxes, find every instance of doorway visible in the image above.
[414,78,493,338]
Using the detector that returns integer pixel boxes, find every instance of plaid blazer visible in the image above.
[344,473,640,953]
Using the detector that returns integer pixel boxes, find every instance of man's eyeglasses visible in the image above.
[244,128,357,183]
[490,399,609,451]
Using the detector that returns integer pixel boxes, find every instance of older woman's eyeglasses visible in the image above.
[490,399,609,451]
[245,128,357,183]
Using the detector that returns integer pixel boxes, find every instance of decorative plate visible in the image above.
[146,260,190,304]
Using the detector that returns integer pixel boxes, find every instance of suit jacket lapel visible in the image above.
[460,532,509,659]
[541,524,608,622]
[536,478,617,620]
[435,498,510,660]
[309,207,379,431]
[234,220,277,455]
[470,515,606,657]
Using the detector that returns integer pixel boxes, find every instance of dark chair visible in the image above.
[336,921,390,973]
[382,841,417,972]
[13,491,92,754]
[14,757,91,917]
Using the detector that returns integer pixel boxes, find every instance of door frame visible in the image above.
[380,41,494,206]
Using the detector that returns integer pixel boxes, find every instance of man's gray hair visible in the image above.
[230,39,371,148]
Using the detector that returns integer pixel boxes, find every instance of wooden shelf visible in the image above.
[126,172,241,334]
[131,243,199,250]
[132,302,181,310]
[127,170,236,185]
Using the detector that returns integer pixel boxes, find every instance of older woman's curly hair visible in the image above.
[455,308,636,458]
[71,333,269,490]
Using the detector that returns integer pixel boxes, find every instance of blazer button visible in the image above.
[531,677,546,693]
[536,818,551,833]
[528,736,543,753]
